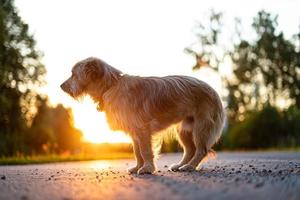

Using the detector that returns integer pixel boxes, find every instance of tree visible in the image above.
[187,10,300,121]
[29,98,83,154]
[51,104,82,153]
[26,96,55,154]
[0,0,46,135]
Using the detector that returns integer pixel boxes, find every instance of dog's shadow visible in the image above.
[131,169,231,199]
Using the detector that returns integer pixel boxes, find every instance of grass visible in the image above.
[0,152,133,165]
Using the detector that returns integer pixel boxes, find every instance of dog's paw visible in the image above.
[127,166,140,174]
[178,164,195,172]
[137,165,155,174]
[170,163,182,171]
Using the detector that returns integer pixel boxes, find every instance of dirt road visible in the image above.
[0,152,300,200]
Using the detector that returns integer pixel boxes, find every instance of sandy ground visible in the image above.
[0,152,300,200]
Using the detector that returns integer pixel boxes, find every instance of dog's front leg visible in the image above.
[136,134,156,174]
[127,139,144,174]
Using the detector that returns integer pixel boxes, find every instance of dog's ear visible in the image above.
[84,58,104,81]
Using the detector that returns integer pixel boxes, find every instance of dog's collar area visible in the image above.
[96,100,104,112]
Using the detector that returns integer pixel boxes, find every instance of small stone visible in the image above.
[164,165,168,168]
[1,175,6,180]
[255,182,264,188]
[20,195,28,200]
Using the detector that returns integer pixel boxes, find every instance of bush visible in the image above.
[223,105,300,150]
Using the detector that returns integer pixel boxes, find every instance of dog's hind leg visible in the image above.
[179,118,215,172]
[127,139,144,174]
[170,118,195,171]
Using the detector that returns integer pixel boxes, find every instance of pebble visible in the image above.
[1,175,6,180]
[255,182,264,188]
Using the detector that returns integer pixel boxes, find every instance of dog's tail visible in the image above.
[191,96,225,168]
[206,105,225,150]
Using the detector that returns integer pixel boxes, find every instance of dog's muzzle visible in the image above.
[60,81,69,94]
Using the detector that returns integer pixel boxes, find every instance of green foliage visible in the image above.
[230,11,300,118]
[223,106,300,149]
[0,0,46,135]
[187,10,300,150]
[0,1,83,157]
[187,10,300,121]
[28,97,82,154]
[161,133,180,153]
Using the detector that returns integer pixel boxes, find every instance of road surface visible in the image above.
[0,152,300,200]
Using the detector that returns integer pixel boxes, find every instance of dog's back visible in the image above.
[103,74,224,145]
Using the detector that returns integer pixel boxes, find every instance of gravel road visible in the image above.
[0,152,300,200]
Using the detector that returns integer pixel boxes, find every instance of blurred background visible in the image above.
[0,0,299,163]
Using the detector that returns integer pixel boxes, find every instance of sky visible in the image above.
[15,0,300,143]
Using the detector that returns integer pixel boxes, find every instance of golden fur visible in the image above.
[61,57,225,174]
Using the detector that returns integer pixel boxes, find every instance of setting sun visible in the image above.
[71,97,131,144]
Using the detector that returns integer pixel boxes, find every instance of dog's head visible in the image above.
[60,57,105,99]
[61,57,122,100]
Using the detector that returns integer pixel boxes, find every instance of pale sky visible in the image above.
[14,0,300,143]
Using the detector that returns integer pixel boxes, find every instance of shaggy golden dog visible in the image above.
[60,57,225,174]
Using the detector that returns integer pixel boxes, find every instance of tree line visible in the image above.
[0,0,82,156]
[185,10,300,149]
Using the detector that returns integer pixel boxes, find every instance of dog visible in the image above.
[60,57,225,174]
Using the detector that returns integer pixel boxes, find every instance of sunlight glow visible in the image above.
[71,97,131,144]
[88,161,111,170]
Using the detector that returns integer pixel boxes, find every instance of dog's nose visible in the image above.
[60,82,66,91]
